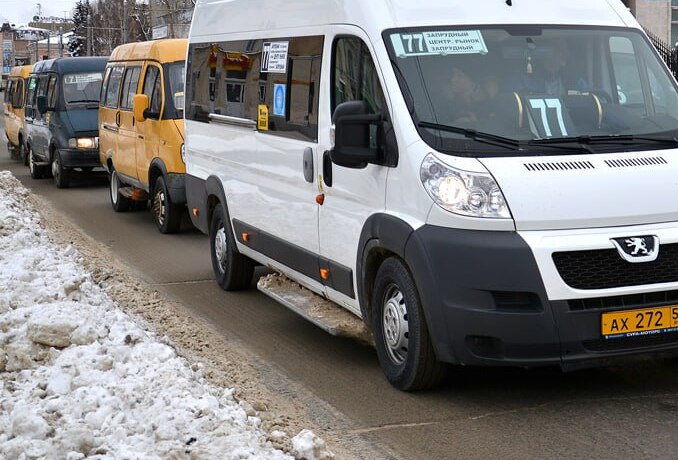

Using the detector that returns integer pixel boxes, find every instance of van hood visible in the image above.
[478,149,678,231]
[61,108,99,136]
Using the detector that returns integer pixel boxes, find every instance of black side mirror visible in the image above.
[36,95,48,114]
[330,100,382,169]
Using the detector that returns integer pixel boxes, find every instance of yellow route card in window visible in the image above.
[258,104,269,131]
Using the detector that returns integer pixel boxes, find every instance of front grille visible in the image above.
[568,290,678,311]
[553,243,678,290]
[583,331,678,352]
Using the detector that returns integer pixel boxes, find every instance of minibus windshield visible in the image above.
[62,72,103,104]
[385,26,678,155]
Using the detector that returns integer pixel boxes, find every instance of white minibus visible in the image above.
[185,0,678,390]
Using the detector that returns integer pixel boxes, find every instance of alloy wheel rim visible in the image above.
[382,283,409,365]
[52,156,59,180]
[214,226,228,273]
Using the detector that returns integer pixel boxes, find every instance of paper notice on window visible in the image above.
[391,31,488,57]
[261,41,289,73]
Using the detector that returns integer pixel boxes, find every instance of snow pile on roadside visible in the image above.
[0,171,331,459]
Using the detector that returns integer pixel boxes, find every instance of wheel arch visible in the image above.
[148,157,168,196]
[357,213,415,325]
[204,175,229,230]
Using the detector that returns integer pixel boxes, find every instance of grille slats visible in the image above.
[568,290,678,311]
[553,244,678,290]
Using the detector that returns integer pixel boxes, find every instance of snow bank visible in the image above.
[0,171,312,458]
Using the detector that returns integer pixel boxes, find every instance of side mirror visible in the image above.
[133,94,149,123]
[329,100,382,169]
[36,95,47,114]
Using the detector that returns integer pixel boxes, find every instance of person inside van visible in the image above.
[442,67,500,125]
[515,39,590,96]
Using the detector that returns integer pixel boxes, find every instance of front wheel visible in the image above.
[372,257,446,391]
[52,152,70,188]
[152,175,182,234]
[20,141,28,166]
[28,146,44,179]
[109,169,131,212]
[209,204,254,291]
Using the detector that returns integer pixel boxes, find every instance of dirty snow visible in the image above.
[0,171,331,459]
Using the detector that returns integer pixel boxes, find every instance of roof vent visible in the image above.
[604,157,667,168]
[523,161,595,172]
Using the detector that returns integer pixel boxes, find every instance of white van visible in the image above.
[185,0,678,390]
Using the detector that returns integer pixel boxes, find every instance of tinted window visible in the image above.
[333,37,386,114]
[14,79,24,108]
[120,66,141,110]
[186,36,323,141]
[104,65,125,108]
[142,65,162,117]
[47,75,58,107]
[3,79,11,103]
[25,76,37,117]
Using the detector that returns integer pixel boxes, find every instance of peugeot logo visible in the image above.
[610,235,659,263]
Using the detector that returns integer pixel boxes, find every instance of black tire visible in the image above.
[152,175,182,234]
[7,140,18,160]
[209,204,254,291]
[20,140,28,166]
[372,257,446,391]
[28,146,44,179]
[109,169,131,212]
[52,152,70,188]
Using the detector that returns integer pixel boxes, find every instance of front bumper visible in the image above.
[58,148,102,169]
[405,224,678,369]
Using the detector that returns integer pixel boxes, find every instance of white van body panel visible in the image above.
[480,150,678,231]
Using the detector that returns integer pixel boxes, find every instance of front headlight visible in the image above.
[68,137,98,149]
[420,153,510,219]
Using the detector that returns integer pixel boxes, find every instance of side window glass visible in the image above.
[142,65,162,117]
[4,80,11,103]
[15,79,24,107]
[34,75,50,120]
[609,37,643,108]
[120,66,141,111]
[100,67,111,105]
[47,75,58,108]
[332,37,386,114]
[104,65,125,109]
[185,36,324,142]
[25,77,37,117]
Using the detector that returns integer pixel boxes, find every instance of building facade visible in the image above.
[624,0,674,44]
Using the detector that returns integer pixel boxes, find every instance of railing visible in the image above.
[644,28,678,80]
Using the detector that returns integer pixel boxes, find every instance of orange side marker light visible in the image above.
[192,208,199,217]
[320,268,330,280]
[315,194,325,205]
[242,232,250,243]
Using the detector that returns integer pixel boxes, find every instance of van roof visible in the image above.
[191,0,637,40]
[9,64,33,78]
[31,56,108,75]
[108,39,187,63]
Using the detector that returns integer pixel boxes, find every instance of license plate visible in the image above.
[601,305,678,338]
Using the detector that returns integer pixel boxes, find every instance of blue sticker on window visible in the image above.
[273,83,286,116]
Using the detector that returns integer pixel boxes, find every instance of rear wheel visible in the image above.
[109,168,131,212]
[372,257,446,391]
[20,140,28,166]
[209,204,254,291]
[28,146,44,179]
[52,152,70,188]
[152,175,182,234]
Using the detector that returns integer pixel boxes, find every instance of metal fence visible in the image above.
[645,28,678,80]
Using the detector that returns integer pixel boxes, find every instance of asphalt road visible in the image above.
[2,145,678,460]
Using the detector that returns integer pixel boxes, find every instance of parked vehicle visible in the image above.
[25,57,108,188]
[3,64,32,164]
[185,0,678,390]
[99,39,187,233]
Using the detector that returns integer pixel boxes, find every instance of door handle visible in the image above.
[322,151,333,187]
[302,147,314,183]
[115,111,121,127]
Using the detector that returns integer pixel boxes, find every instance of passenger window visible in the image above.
[142,65,162,118]
[185,36,324,141]
[3,80,11,103]
[332,37,387,114]
[100,67,111,105]
[104,65,125,109]
[120,66,141,111]
[25,76,37,117]
[34,75,50,120]
[47,75,58,108]
[14,79,24,107]
[609,37,643,108]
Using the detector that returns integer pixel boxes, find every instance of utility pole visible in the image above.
[122,0,128,44]
[86,0,91,56]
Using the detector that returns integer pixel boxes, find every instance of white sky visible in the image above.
[0,169,331,459]
[0,0,78,26]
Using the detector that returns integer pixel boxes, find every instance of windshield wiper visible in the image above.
[67,99,99,104]
[418,121,521,150]
[530,134,678,147]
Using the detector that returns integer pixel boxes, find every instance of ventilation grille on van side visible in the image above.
[604,157,667,168]
[523,161,595,172]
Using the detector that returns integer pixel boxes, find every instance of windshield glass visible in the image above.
[62,71,103,104]
[385,26,678,155]
[167,61,185,117]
